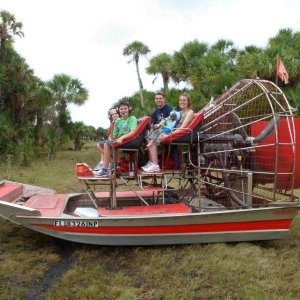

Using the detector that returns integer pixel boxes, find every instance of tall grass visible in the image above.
[0,142,300,299]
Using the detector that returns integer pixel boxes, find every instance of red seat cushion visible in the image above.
[112,116,151,149]
[161,111,204,144]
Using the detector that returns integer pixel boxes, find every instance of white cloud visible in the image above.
[2,0,300,128]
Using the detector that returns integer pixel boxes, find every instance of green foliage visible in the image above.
[123,40,151,108]
[84,125,97,141]
[171,39,208,85]
[46,73,89,150]
[0,113,36,165]
[266,29,300,85]
[15,127,35,166]
[0,112,16,154]
[47,74,89,108]
[130,90,155,117]
[122,40,150,63]
[96,126,108,141]
[1,10,300,163]
[167,88,208,112]
[146,52,172,92]
[0,218,60,300]
[0,10,24,42]
[71,121,86,151]
[285,84,300,115]
[46,126,60,156]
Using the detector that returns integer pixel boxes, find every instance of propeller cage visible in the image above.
[197,79,296,208]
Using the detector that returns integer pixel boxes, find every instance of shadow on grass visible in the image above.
[25,238,75,300]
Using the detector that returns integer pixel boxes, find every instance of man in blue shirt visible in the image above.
[151,92,173,125]
[142,92,180,172]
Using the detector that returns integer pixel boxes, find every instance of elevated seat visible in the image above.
[112,116,151,149]
[161,111,204,144]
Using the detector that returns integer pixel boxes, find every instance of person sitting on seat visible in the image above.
[145,110,180,148]
[95,101,137,178]
[175,92,194,129]
[142,93,194,173]
[94,108,119,171]
[141,92,175,172]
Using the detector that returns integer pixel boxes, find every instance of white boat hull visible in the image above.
[2,202,297,246]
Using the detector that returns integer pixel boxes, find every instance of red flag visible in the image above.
[277,56,289,84]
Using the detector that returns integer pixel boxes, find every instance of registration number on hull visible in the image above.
[54,220,99,227]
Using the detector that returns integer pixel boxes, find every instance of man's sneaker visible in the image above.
[141,161,152,171]
[144,163,160,173]
[94,168,110,178]
[94,161,103,171]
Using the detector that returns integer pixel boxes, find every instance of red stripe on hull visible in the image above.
[34,219,292,235]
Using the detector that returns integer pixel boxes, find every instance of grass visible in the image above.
[2,143,100,194]
[0,219,60,299]
[1,142,300,299]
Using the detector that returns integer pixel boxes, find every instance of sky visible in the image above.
[1,0,300,128]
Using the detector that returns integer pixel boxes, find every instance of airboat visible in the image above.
[1,79,300,245]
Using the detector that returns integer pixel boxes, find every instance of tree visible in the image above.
[71,121,86,151]
[4,49,36,128]
[47,74,89,146]
[84,125,97,141]
[28,79,53,144]
[237,45,270,79]
[171,39,238,98]
[266,28,300,86]
[146,53,172,93]
[95,127,108,142]
[0,10,23,61]
[47,74,88,114]
[171,39,208,87]
[123,41,150,108]
[199,39,238,97]
[0,10,24,108]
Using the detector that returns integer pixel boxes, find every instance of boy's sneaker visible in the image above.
[94,168,110,178]
[94,161,103,171]
[108,162,115,170]
[144,163,161,173]
[141,161,152,171]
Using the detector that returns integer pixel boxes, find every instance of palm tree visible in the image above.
[0,10,23,61]
[171,39,208,87]
[123,41,150,108]
[237,45,270,79]
[211,39,236,56]
[146,53,172,93]
[47,74,88,117]
[47,74,89,144]
[199,39,239,97]
[265,28,300,86]
[0,10,24,108]
[3,48,35,127]
[28,80,53,144]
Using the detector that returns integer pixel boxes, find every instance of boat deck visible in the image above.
[98,203,191,216]
[23,194,68,217]
[0,183,23,202]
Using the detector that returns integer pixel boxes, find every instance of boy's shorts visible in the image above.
[98,138,116,148]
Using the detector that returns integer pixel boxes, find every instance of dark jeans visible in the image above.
[170,146,180,169]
